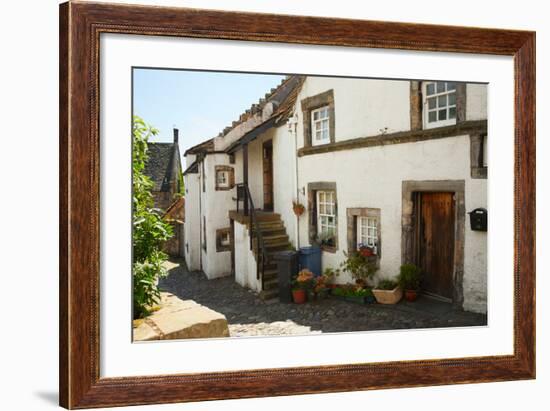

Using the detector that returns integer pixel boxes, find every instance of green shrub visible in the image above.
[376,279,398,290]
[340,251,378,283]
[132,116,173,319]
[332,285,373,298]
[397,263,422,290]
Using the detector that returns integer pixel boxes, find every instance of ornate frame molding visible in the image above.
[60,2,535,408]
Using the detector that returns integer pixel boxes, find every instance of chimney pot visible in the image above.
[173,128,179,143]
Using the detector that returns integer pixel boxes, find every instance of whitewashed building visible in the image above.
[183,75,488,313]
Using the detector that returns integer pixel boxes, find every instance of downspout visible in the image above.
[288,113,300,249]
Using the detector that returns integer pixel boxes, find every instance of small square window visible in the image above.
[216,228,232,252]
[214,166,234,190]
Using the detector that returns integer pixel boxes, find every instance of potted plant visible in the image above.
[292,269,314,304]
[316,232,336,248]
[397,263,422,302]
[312,274,331,300]
[322,267,340,292]
[358,243,375,257]
[292,200,305,216]
[340,250,379,287]
[372,279,403,304]
[331,284,375,305]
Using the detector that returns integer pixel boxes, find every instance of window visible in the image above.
[311,106,330,146]
[301,89,335,147]
[317,190,336,243]
[346,207,381,257]
[216,227,231,252]
[357,216,378,254]
[424,81,457,128]
[214,165,234,190]
[216,170,229,187]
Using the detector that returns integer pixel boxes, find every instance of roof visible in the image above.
[144,142,180,192]
[183,160,199,176]
[163,196,185,222]
[184,75,305,157]
[225,76,305,153]
[183,138,214,156]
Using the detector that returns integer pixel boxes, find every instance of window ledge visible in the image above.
[320,245,338,254]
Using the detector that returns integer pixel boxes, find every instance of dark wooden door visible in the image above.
[417,192,455,300]
[263,141,273,211]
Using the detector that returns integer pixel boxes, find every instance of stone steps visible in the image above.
[247,213,294,301]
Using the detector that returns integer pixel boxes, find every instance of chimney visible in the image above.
[173,128,179,144]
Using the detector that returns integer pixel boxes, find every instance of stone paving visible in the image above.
[159,259,487,338]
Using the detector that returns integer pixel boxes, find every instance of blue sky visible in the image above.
[133,68,285,167]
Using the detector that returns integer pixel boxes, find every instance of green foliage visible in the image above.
[132,116,173,319]
[376,279,398,290]
[340,250,379,283]
[332,284,373,298]
[397,263,422,290]
[177,170,185,197]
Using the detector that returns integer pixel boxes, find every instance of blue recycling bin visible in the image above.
[299,245,322,277]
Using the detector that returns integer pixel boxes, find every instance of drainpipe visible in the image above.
[288,113,300,249]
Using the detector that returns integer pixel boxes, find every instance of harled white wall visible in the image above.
[183,171,201,271]
[296,135,487,313]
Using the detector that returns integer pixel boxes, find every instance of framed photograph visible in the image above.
[59,1,535,409]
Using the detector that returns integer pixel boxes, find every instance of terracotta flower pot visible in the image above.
[293,206,305,216]
[404,289,419,302]
[359,248,374,257]
[292,289,307,304]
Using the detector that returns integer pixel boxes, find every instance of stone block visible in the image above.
[134,293,229,341]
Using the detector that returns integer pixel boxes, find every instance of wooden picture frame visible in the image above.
[59,1,535,408]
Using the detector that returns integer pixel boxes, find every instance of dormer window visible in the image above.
[423,81,457,129]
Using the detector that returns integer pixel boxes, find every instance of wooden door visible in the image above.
[263,141,274,211]
[417,192,455,300]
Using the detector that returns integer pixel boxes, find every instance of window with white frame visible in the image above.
[424,81,457,128]
[317,190,336,243]
[357,216,378,254]
[311,106,330,146]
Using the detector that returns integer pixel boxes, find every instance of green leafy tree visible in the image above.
[132,116,173,319]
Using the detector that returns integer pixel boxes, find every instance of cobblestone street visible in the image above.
[159,259,487,338]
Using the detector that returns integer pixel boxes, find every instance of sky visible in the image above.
[133,68,286,167]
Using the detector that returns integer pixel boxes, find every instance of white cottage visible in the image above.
[183,75,488,314]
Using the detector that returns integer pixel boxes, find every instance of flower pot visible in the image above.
[293,206,305,216]
[292,289,307,304]
[359,248,374,257]
[365,294,377,304]
[316,289,329,300]
[372,286,403,304]
[404,289,419,302]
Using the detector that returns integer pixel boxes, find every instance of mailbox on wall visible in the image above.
[468,208,487,231]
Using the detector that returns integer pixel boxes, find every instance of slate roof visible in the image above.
[144,142,179,192]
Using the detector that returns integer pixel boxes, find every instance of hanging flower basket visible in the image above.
[292,201,305,216]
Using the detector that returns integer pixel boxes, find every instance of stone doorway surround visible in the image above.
[401,180,465,309]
